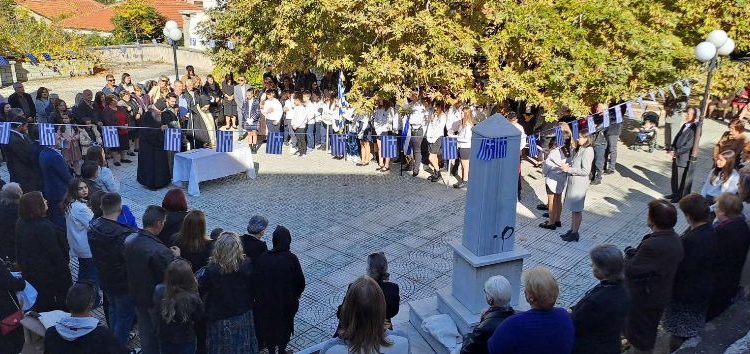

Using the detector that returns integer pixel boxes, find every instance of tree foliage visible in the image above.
[204,0,750,114]
[112,0,165,43]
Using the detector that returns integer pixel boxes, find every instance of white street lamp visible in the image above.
[163,22,183,79]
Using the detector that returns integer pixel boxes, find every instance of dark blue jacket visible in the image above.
[39,147,72,202]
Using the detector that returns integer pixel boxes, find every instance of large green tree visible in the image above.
[112,0,165,43]
[203,0,749,114]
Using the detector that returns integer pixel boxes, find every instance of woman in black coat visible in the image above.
[571,245,630,354]
[663,194,717,351]
[15,191,72,312]
[254,226,305,354]
[0,260,26,353]
[459,275,515,354]
[706,193,750,321]
[158,188,189,247]
[137,109,171,190]
[0,183,22,263]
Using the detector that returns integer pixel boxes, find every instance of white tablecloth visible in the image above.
[172,147,256,196]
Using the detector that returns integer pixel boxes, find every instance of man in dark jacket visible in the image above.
[124,205,179,354]
[460,275,515,354]
[623,200,684,353]
[603,105,623,174]
[1,109,42,193]
[88,192,136,346]
[590,103,608,185]
[44,282,127,354]
[7,82,35,119]
[39,144,73,227]
[665,107,698,203]
[571,245,630,354]
[72,89,101,125]
[241,214,269,262]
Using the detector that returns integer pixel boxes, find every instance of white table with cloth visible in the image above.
[172,146,257,196]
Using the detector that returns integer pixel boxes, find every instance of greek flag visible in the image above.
[681,80,691,96]
[226,41,235,50]
[601,110,610,128]
[476,138,507,160]
[207,39,216,48]
[586,116,595,132]
[636,96,646,110]
[0,122,9,144]
[527,135,539,158]
[441,136,458,160]
[571,120,579,140]
[554,126,564,147]
[164,128,182,152]
[648,92,656,102]
[102,126,119,148]
[39,123,56,146]
[658,89,665,100]
[668,84,676,98]
[216,131,233,153]
[0,56,9,66]
[337,71,348,115]
[381,135,398,158]
[266,132,283,155]
[330,134,346,157]
[25,53,39,65]
[42,53,52,61]
[401,115,412,155]
[615,105,623,123]
[626,101,635,120]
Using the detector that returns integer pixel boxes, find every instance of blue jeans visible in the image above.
[315,122,328,146]
[160,341,196,354]
[306,124,315,150]
[77,258,101,308]
[593,143,606,179]
[106,293,136,346]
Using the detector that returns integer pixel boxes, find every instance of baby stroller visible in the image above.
[629,111,659,153]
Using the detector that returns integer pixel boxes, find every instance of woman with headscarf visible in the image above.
[254,226,306,354]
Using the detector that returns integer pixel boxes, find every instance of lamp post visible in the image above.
[163,20,183,80]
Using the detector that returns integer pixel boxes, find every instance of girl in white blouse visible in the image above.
[425,102,447,182]
[453,107,474,188]
[701,150,741,205]
[373,100,395,172]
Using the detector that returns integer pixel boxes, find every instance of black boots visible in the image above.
[428,171,442,182]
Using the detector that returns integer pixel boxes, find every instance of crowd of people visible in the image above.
[0,66,749,354]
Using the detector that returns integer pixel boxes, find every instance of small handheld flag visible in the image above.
[0,122,9,144]
[39,123,56,146]
[102,126,119,148]
[164,128,182,152]
[441,136,458,160]
[476,138,508,161]
[266,132,283,155]
[626,101,635,120]
[402,116,412,156]
[216,131,233,153]
[337,70,349,115]
[527,135,539,158]
[614,105,623,123]
[554,126,564,147]
[381,135,398,158]
[330,134,346,157]
[571,121,579,140]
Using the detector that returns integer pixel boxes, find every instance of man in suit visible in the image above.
[7,82,36,119]
[39,142,73,227]
[1,109,42,193]
[665,107,698,203]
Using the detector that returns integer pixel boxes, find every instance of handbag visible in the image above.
[0,292,23,335]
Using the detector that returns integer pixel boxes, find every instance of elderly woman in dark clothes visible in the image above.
[570,245,629,354]
[663,194,718,351]
[459,275,515,354]
[254,226,305,354]
[706,192,750,321]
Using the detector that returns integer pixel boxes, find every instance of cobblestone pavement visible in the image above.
[0,64,728,351]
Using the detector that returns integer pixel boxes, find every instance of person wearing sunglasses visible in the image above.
[102,74,117,96]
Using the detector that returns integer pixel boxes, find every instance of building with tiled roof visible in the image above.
[16,0,106,22]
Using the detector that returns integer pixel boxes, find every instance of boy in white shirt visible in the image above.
[290,92,308,156]
[303,91,317,154]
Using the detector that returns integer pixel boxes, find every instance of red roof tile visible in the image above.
[16,0,106,22]
[58,6,117,32]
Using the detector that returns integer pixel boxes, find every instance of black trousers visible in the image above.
[295,128,306,155]
[664,123,674,151]
[671,160,694,199]
[604,135,618,171]
[410,128,424,174]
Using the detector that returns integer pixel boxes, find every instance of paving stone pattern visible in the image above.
[0,63,727,351]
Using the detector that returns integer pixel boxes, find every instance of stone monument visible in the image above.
[410,113,530,348]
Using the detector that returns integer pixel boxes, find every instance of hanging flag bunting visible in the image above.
[266,131,284,155]
[626,101,636,120]
[216,131,233,153]
[164,128,182,152]
[102,126,119,148]
[636,96,646,110]
[119,45,127,55]
[0,56,8,66]
[668,84,677,98]
[136,41,142,50]
[0,122,9,144]
[25,53,39,65]
[151,39,158,44]
[586,116,595,132]
[381,135,398,159]
[527,135,539,158]
[42,53,52,61]
[226,41,235,50]
[681,80,691,97]
[441,136,458,160]
[657,89,665,100]
[207,40,216,49]
[337,70,349,115]
[330,134,346,157]
[648,92,656,102]
[190,38,197,46]
[554,125,564,147]
[38,123,56,146]
[601,110,610,128]
[571,121,579,140]
[614,105,623,123]
[476,137,507,161]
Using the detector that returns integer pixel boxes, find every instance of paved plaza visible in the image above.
[0,64,728,351]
